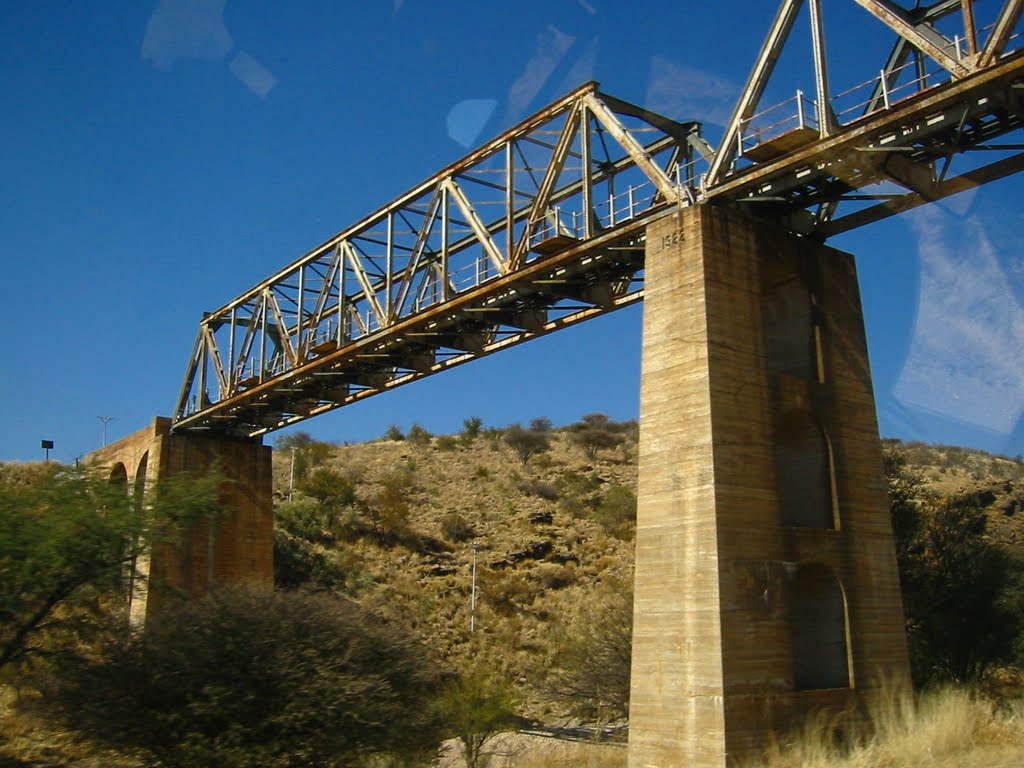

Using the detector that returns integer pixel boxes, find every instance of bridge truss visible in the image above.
[174,0,1024,437]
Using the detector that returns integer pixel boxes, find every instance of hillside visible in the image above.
[3,427,1023,767]
[882,438,1024,550]
[273,422,1024,719]
[272,420,638,721]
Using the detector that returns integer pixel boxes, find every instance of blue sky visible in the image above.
[2,0,1022,463]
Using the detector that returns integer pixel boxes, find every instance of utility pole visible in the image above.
[98,415,114,447]
[289,447,297,501]
[470,540,478,633]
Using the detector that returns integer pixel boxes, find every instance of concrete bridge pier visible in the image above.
[86,417,273,625]
[629,205,910,767]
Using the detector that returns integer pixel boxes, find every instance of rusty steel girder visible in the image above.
[173,1,1024,437]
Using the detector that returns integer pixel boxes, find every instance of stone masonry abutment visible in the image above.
[86,417,273,625]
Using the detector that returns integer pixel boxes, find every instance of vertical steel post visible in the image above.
[962,0,978,56]
[441,186,450,302]
[228,307,236,392]
[342,244,350,344]
[506,141,515,258]
[581,106,593,239]
[809,0,837,135]
[197,330,208,406]
[385,212,394,323]
[259,293,268,383]
[297,264,305,359]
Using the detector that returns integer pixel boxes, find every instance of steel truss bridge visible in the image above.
[174,0,1024,437]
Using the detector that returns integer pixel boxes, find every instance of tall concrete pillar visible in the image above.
[87,417,273,624]
[629,205,909,767]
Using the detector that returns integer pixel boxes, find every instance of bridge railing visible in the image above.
[729,19,1023,170]
[737,91,821,158]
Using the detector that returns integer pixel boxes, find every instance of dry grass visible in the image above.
[0,685,141,767]
[749,687,1024,768]
[435,733,626,768]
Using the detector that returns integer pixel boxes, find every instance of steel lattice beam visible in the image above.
[174,83,701,435]
[173,2,1024,437]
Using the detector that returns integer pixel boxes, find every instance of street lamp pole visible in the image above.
[98,416,114,447]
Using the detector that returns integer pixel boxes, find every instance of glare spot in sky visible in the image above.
[507,25,575,119]
[644,56,738,126]
[894,206,1024,435]
[141,0,276,97]
[447,99,498,148]
[141,0,233,69]
[393,0,404,16]
[229,52,277,98]
[553,35,599,95]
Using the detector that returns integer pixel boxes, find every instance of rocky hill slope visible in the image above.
[272,422,1024,717]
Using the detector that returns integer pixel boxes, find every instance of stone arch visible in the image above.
[128,452,150,624]
[788,564,851,691]
[109,462,128,490]
[134,452,149,500]
[775,411,836,529]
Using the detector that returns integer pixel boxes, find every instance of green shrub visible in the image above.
[408,423,433,446]
[276,496,335,542]
[436,435,460,451]
[594,484,637,536]
[516,479,559,501]
[434,670,517,768]
[298,467,356,509]
[504,423,551,466]
[440,511,475,542]
[461,416,484,443]
[44,589,445,767]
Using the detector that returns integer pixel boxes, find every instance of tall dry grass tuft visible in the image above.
[749,686,1024,768]
[503,740,626,768]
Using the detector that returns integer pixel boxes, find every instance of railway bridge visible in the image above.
[89,2,1024,765]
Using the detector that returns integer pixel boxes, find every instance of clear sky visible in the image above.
[2,1,1022,463]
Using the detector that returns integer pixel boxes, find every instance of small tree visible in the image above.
[503,423,551,466]
[462,416,484,442]
[547,577,633,722]
[408,423,433,446]
[529,416,553,433]
[884,445,1024,685]
[435,670,517,768]
[298,467,356,509]
[594,484,637,537]
[273,430,316,451]
[568,413,627,460]
[902,497,1023,684]
[0,463,222,675]
[364,470,414,542]
[43,589,445,767]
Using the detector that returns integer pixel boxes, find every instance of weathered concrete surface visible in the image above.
[86,417,273,624]
[629,205,909,767]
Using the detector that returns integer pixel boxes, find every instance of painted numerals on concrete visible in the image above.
[660,229,684,250]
